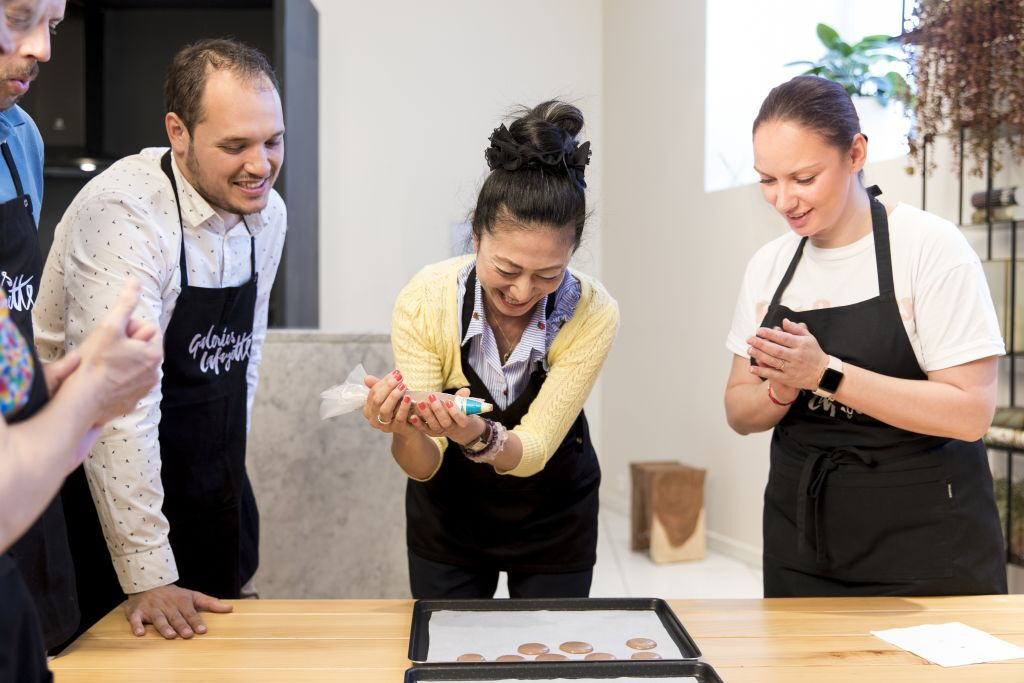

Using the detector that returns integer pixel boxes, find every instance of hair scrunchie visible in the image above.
[484,124,592,189]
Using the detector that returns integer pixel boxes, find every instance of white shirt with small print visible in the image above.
[33,147,287,594]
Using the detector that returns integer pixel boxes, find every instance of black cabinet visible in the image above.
[23,0,318,327]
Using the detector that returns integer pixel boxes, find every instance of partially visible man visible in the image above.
[35,38,288,643]
[0,0,92,654]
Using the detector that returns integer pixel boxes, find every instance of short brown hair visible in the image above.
[164,38,279,132]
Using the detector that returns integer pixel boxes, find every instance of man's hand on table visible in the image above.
[124,583,233,639]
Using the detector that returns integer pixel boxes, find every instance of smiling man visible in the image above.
[34,38,287,643]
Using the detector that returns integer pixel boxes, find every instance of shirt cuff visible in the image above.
[111,542,179,594]
[498,429,545,477]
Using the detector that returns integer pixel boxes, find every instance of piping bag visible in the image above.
[320,364,493,420]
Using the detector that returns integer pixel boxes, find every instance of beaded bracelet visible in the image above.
[461,419,508,464]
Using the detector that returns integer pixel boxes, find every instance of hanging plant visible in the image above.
[905,0,1024,175]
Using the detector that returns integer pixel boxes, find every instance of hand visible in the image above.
[747,318,829,391]
[363,370,417,438]
[408,387,485,446]
[41,352,81,396]
[124,584,233,639]
[73,279,163,425]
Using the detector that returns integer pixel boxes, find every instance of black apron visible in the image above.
[760,186,1007,597]
[406,267,601,576]
[58,152,260,644]
[1,137,80,661]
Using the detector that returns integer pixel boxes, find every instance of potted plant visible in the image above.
[786,23,911,107]
[905,0,1024,175]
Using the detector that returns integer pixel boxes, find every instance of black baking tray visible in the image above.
[408,598,701,663]
[404,660,724,682]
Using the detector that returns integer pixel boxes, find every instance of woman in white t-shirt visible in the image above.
[724,76,1007,597]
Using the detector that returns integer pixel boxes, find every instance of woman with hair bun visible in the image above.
[361,101,618,599]
[725,76,1006,597]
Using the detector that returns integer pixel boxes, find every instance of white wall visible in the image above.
[312,0,604,334]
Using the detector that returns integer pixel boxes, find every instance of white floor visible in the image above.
[495,509,763,599]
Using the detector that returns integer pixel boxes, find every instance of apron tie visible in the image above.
[796,448,875,565]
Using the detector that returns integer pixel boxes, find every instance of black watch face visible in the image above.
[819,367,843,393]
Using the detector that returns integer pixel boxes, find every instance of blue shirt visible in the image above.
[457,260,580,410]
[0,105,44,227]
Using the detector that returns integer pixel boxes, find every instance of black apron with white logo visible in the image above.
[157,150,260,597]
[406,267,601,579]
[58,152,260,643]
[2,136,80,657]
[760,186,1006,596]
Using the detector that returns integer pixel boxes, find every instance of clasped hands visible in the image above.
[362,370,485,445]
[747,318,829,402]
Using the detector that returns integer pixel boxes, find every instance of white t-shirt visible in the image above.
[726,203,1005,372]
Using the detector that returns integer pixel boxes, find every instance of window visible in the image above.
[705,1,907,193]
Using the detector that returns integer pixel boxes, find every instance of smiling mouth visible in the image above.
[500,291,531,307]
[787,209,811,219]
[235,178,267,190]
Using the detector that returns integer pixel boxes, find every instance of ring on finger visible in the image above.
[376,414,393,425]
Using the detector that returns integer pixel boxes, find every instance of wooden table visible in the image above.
[49,596,1024,681]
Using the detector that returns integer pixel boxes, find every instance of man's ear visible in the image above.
[165,113,190,156]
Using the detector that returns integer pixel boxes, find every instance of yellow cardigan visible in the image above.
[391,254,619,480]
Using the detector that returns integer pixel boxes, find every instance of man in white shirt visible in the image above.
[34,38,287,642]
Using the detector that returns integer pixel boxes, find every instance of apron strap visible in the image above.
[769,237,808,308]
[159,151,190,288]
[1,141,25,199]
[866,186,896,298]
[241,216,256,282]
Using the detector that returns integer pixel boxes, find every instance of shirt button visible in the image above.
[472,312,479,320]
[503,389,508,396]
[538,321,546,330]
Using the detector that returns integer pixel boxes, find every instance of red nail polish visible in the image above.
[403,396,411,403]
[410,416,418,424]
[418,402,427,410]
[446,400,454,409]
[398,383,405,391]
[428,394,436,403]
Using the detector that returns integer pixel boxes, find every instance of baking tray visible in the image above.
[404,660,724,682]
[408,598,701,663]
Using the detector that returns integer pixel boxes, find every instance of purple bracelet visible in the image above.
[460,419,503,463]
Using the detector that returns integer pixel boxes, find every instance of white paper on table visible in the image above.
[425,609,686,663]
[870,621,1024,667]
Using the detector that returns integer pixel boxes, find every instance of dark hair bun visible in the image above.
[508,100,585,154]
[474,99,591,251]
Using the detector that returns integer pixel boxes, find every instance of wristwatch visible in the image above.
[814,355,844,398]
[462,420,492,453]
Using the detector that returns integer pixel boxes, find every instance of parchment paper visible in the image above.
[425,609,686,663]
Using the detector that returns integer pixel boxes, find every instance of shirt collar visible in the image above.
[168,151,269,235]
[0,106,27,138]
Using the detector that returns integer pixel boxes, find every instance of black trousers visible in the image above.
[408,550,593,599]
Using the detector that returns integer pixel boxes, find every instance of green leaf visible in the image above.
[783,60,817,68]
[854,34,895,49]
[835,40,853,57]
[816,23,841,49]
